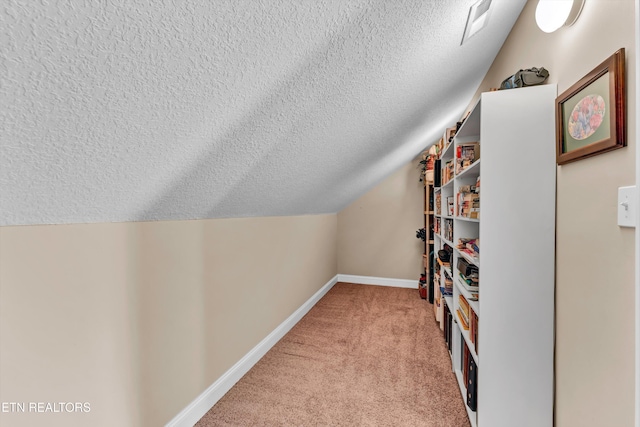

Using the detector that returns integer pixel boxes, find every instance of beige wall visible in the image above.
[470,1,636,425]
[0,223,140,427]
[0,214,337,427]
[337,160,424,281]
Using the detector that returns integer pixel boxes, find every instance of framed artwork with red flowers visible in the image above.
[556,48,626,165]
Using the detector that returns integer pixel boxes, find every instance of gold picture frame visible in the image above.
[556,48,626,165]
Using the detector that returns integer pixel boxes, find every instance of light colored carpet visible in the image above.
[196,282,471,426]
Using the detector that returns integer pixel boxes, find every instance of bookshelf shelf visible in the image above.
[457,319,478,364]
[441,139,454,160]
[455,158,481,180]
[441,236,455,248]
[444,295,453,309]
[456,248,480,268]
[455,370,478,427]
[430,85,556,427]
[455,276,479,314]
[455,216,480,223]
[442,265,453,279]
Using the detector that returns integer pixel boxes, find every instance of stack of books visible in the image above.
[442,270,453,296]
[456,142,480,174]
[457,273,479,301]
[442,160,454,185]
[456,184,480,218]
[457,294,471,330]
[457,257,479,301]
[457,237,480,261]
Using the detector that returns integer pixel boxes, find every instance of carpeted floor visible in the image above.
[196,282,471,426]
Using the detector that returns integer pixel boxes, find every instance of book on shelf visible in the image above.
[470,311,479,354]
[457,308,469,330]
[458,184,477,193]
[456,237,480,259]
[460,339,478,412]
[467,356,478,411]
[442,160,454,185]
[457,276,479,300]
[443,218,454,242]
[444,304,453,353]
[456,142,480,174]
[462,339,470,383]
[456,185,480,218]
[442,282,453,297]
[458,294,470,322]
[447,196,454,216]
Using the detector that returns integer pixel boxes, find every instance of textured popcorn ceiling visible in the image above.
[1,0,526,225]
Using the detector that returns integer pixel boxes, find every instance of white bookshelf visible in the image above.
[432,85,556,427]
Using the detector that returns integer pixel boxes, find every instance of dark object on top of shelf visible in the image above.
[456,111,472,132]
[438,249,450,263]
[416,228,426,241]
[434,159,441,187]
[499,67,549,90]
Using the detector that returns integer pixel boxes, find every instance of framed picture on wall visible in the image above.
[556,48,626,165]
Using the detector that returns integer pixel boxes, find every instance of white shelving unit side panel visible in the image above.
[477,84,557,427]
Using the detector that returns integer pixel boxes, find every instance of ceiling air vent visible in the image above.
[461,0,492,45]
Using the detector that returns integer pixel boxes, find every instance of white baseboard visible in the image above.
[165,273,416,426]
[165,274,339,427]
[337,274,419,289]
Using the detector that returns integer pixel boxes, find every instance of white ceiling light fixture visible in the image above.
[461,0,493,45]
[535,0,585,33]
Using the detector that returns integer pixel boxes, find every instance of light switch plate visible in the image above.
[617,186,637,228]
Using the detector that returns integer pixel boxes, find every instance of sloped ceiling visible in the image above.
[0,0,526,225]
